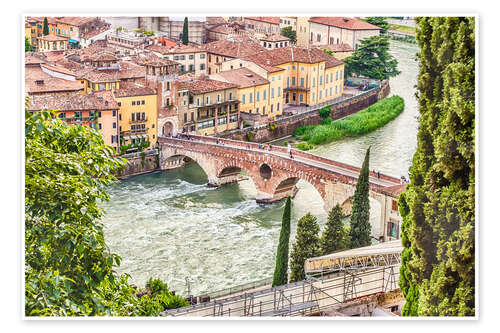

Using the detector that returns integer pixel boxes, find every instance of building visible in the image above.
[210,67,280,123]
[222,46,345,107]
[203,39,266,75]
[297,17,381,49]
[113,82,158,150]
[37,35,69,52]
[243,17,280,37]
[279,17,297,31]
[102,17,140,31]
[145,44,207,75]
[205,21,247,42]
[176,78,240,135]
[259,34,291,50]
[27,90,120,151]
[316,43,354,60]
[138,17,206,44]
[106,30,149,55]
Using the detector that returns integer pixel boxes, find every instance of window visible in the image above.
[58,113,66,119]
[141,100,145,105]
[119,114,122,121]
[272,76,275,81]
[312,92,315,101]
[392,200,398,212]
[249,92,253,103]
[206,96,210,105]
[330,73,333,82]
[299,94,303,102]
[300,66,304,71]
[278,86,281,97]
[340,70,343,80]
[287,77,290,87]
[132,113,135,121]
[200,64,205,70]
[319,91,322,99]
[184,113,187,122]
[189,55,194,60]
[387,221,400,239]
[263,106,266,114]
[200,54,206,59]
[112,122,116,129]
[326,74,329,84]
[180,55,185,60]
[118,102,121,107]
[218,117,227,125]
[335,86,338,94]
[300,78,304,87]
[132,101,136,106]
[263,90,266,100]
[142,112,145,120]
[256,91,260,102]
[270,104,273,113]
[229,92,233,100]
[292,77,295,85]
[336,71,338,81]
[242,94,246,104]
[292,65,296,70]
[99,123,102,129]
[112,110,116,117]
[320,76,323,85]
[312,78,316,87]
[271,88,274,98]
[330,87,332,95]
[217,94,221,102]
[313,67,316,72]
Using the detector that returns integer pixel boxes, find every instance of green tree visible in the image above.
[25,105,188,316]
[182,17,189,45]
[43,17,49,36]
[399,17,475,316]
[281,26,296,44]
[349,147,372,248]
[343,36,400,80]
[25,36,32,52]
[362,17,389,34]
[289,213,320,282]
[320,204,349,255]
[272,197,292,287]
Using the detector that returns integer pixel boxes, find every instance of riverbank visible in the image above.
[294,96,405,150]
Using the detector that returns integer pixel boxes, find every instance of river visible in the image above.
[100,40,420,296]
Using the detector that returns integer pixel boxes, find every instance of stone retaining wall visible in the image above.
[116,152,159,179]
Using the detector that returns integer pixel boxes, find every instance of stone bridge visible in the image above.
[158,134,405,241]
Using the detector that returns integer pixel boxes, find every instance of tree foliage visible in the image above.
[43,17,49,36]
[289,213,320,283]
[399,17,475,316]
[362,17,389,34]
[344,36,400,80]
[272,197,291,287]
[281,26,296,43]
[25,107,188,316]
[320,204,350,255]
[182,17,189,45]
[25,36,32,52]
[349,147,372,248]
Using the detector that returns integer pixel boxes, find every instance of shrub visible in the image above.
[318,106,331,119]
[296,142,315,151]
[268,122,277,132]
[246,132,254,142]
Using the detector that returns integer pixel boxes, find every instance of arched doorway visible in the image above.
[162,121,175,137]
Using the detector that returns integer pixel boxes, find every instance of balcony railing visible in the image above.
[195,100,239,109]
[62,116,98,123]
[284,86,310,92]
[121,128,149,135]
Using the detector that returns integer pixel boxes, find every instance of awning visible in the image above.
[69,39,79,44]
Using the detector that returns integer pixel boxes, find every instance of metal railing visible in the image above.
[120,149,158,159]
[207,276,273,299]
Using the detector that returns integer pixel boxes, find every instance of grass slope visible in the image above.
[294,95,405,148]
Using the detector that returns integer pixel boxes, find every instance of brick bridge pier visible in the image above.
[158,134,405,241]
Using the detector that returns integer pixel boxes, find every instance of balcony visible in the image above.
[284,86,310,92]
[121,127,149,135]
[63,116,97,123]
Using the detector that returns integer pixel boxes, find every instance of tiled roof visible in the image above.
[380,184,407,197]
[178,79,238,95]
[76,60,145,82]
[308,17,382,30]
[56,17,97,27]
[25,54,46,66]
[243,46,343,69]
[40,63,75,76]
[260,34,290,42]
[80,26,111,39]
[25,66,84,94]
[317,43,354,52]
[133,53,180,67]
[206,17,227,25]
[38,35,69,42]
[166,44,206,54]
[113,81,156,98]
[28,90,118,111]
[245,17,280,25]
[213,68,269,88]
[203,39,266,58]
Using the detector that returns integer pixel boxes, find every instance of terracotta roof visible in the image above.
[206,17,227,26]
[243,46,344,69]
[260,34,291,42]
[245,17,280,25]
[381,184,407,197]
[213,68,269,88]
[113,81,156,98]
[80,26,111,40]
[318,43,354,52]
[28,90,118,112]
[178,79,238,95]
[76,60,145,82]
[203,39,266,58]
[56,17,97,27]
[308,17,382,30]
[25,66,84,94]
[133,53,180,67]
[38,35,69,42]
[25,54,46,66]
[165,44,206,54]
[145,44,172,56]
[40,63,75,76]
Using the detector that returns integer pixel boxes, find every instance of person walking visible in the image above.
[377,171,380,179]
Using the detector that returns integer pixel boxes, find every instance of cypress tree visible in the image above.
[399,17,475,316]
[289,213,320,283]
[182,17,189,45]
[349,147,372,248]
[319,204,349,255]
[43,17,49,36]
[272,197,291,287]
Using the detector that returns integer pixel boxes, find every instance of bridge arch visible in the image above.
[271,175,327,209]
[161,150,218,185]
[216,161,261,192]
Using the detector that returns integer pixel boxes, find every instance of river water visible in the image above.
[100,41,420,296]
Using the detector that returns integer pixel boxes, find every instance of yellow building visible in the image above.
[113,82,158,149]
[37,35,69,52]
[210,67,285,120]
[221,46,344,108]
[176,79,240,135]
